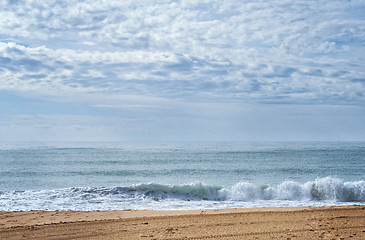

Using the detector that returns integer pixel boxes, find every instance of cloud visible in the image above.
[0,0,364,108]
[1,40,364,106]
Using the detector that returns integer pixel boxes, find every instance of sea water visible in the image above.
[0,141,364,211]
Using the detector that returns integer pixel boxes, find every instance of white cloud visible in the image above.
[1,38,364,105]
[0,0,364,119]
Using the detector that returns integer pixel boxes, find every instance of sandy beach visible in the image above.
[1,206,364,239]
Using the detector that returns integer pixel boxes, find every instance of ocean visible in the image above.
[0,141,364,211]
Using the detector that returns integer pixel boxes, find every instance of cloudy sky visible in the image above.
[1,0,365,141]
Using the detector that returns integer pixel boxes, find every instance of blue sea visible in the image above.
[0,141,364,211]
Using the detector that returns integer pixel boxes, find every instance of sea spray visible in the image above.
[218,182,263,201]
[263,181,312,201]
[310,177,365,201]
[1,177,364,211]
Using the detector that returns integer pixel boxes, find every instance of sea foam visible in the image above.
[130,177,365,202]
[1,177,364,211]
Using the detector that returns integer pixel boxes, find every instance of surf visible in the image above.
[1,177,364,211]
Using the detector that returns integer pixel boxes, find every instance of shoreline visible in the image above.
[1,206,365,239]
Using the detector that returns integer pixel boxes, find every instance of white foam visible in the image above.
[1,177,364,211]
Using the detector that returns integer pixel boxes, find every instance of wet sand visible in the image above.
[1,206,365,239]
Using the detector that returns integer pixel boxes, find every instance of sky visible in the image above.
[0,0,365,141]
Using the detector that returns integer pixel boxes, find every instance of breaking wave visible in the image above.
[1,177,364,211]
[131,177,365,202]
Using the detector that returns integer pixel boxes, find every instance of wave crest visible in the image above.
[1,177,365,211]
[132,182,223,200]
[129,177,365,202]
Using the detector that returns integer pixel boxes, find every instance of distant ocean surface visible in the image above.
[1,141,364,211]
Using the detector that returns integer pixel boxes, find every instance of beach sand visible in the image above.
[1,206,364,239]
